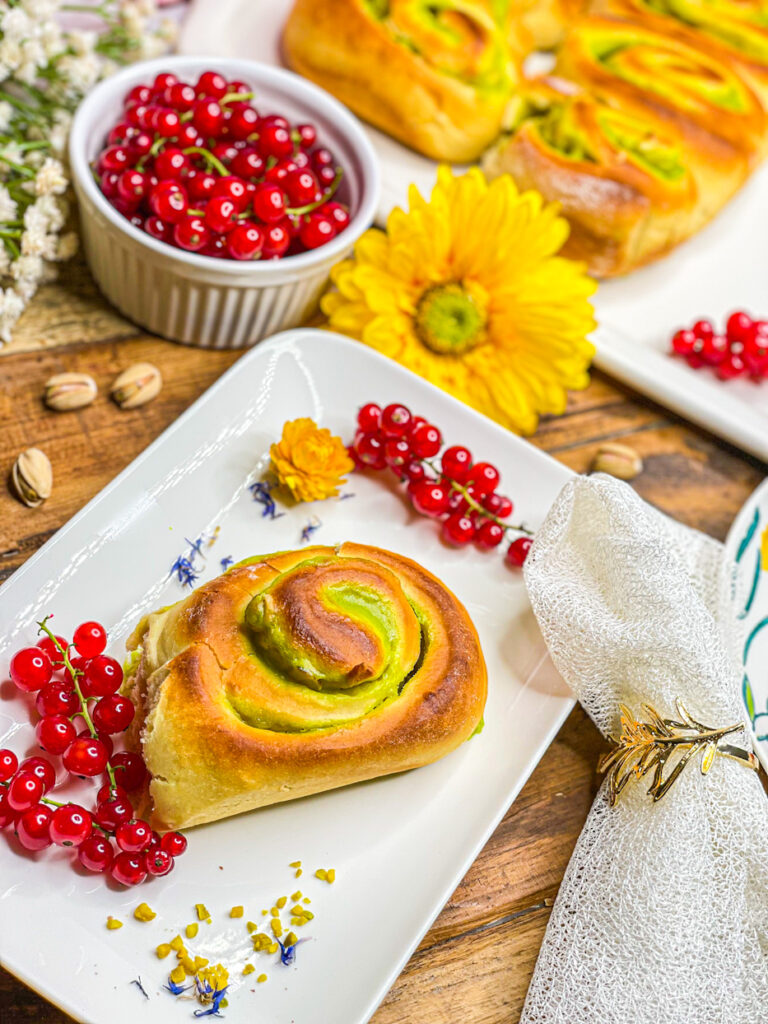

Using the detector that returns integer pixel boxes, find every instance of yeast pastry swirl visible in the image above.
[122,543,487,830]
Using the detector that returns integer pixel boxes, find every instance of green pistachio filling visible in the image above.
[598,112,687,180]
[640,0,768,60]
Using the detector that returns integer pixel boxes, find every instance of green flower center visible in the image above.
[414,282,488,356]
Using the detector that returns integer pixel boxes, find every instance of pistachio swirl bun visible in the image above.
[282,0,517,161]
[122,543,487,830]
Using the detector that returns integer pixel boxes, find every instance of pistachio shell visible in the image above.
[11,447,52,507]
[591,442,643,481]
[110,362,162,410]
[44,371,97,411]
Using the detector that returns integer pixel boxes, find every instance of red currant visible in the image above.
[115,818,153,853]
[211,141,239,166]
[227,221,264,260]
[717,352,748,379]
[50,804,92,847]
[0,749,18,782]
[100,170,120,198]
[154,147,189,180]
[507,536,533,567]
[36,715,76,755]
[149,180,188,223]
[283,169,318,206]
[19,756,55,793]
[299,211,335,249]
[188,170,217,201]
[353,432,387,470]
[77,727,113,758]
[196,70,227,99]
[112,851,147,886]
[145,215,172,243]
[380,403,412,437]
[357,403,382,433]
[10,647,52,692]
[94,794,133,831]
[403,459,427,485]
[297,123,317,148]
[700,334,728,366]
[63,737,109,778]
[37,635,68,668]
[116,168,147,203]
[384,437,412,475]
[475,520,505,549]
[78,834,115,872]
[671,329,697,357]
[146,848,174,876]
[160,831,188,857]
[15,804,52,851]
[726,310,753,344]
[153,72,179,93]
[154,108,181,138]
[82,655,123,698]
[410,480,451,517]
[441,446,473,484]
[259,123,293,158]
[262,222,291,259]
[323,202,350,233]
[7,772,43,811]
[312,147,334,169]
[92,694,135,734]
[174,215,210,252]
[72,621,107,659]
[0,791,17,829]
[691,318,714,340]
[442,513,476,547]
[229,105,259,140]
[97,782,129,805]
[125,84,152,107]
[231,148,265,180]
[204,196,237,234]
[317,164,337,189]
[467,462,500,495]
[212,175,249,210]
[165,82,196,110]
[98,145,132,174]
[410,423,442,459]
[36,682,78,718]
[252,183,286,223]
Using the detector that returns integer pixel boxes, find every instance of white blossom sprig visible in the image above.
[0,0,176,344]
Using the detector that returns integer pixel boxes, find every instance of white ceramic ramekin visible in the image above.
[69,56,380,349]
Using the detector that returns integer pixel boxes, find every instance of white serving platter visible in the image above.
[179,0,768,463]
[0,330,574,1024]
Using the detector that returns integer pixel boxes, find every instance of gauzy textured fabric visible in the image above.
[522,473,768,1024]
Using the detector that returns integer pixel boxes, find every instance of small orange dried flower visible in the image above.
[270,418,354,503]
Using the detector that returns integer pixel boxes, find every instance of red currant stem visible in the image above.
[182,146,229,177]
[286,168,343,216]
[219,91,255,105]
[136,135,165,172]
[421,459,534,537]
[36,618,119,793]
[187,208,205,216]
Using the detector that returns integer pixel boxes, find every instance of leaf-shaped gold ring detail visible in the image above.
[598,699,758,806]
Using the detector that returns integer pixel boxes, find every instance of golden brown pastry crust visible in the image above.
[123,543,487,830]
[282,0,516,162]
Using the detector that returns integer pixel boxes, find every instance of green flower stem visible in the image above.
[0,228,21,238]
[37,618,118,793]
[182,146,229,177]
[423,459,534,537]
[286,169,343,216]
[0,155,35,178]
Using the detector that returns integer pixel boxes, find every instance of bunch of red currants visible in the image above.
[349,402,534,567]
[1,618,186,886]
[671,310,768,380]
[97,69,350,260]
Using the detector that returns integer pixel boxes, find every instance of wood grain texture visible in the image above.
[0,258,765,1023]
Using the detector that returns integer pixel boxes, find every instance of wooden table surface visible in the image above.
[1,258,765,1024]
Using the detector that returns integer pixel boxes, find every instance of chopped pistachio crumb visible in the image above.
[170,935,184,951]
[302,909,314,921]
[291,891,302,901]
[170,965,185,985]
[246,921,258,933]
[134,902,156,922]
[276,896,287,909]
[289,860,301,868]
[106,917,122,930]
[257,973,267,983]
[186,922,199,939]
[156,943,172,959]
[220,999,229,1008]
[286,931,298,946]
[243,964,255,976]
[271,919,283,938]
[230,906,244,918]
[195,903,211,922]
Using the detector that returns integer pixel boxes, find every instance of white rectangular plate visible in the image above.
[0,330,573,1024]
[179,0,768,463]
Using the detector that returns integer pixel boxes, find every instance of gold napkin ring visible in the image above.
[599,699,758,807]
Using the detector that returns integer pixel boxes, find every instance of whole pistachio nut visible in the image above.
[11,447,52,507]
[110,362,162,410]
[44,371,97,411]
[591,442,644,481]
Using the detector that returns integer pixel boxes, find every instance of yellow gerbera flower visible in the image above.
[270,417,354,502]
[321,166,597,434]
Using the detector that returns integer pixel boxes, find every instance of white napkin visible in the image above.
[522,473,768,1024]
